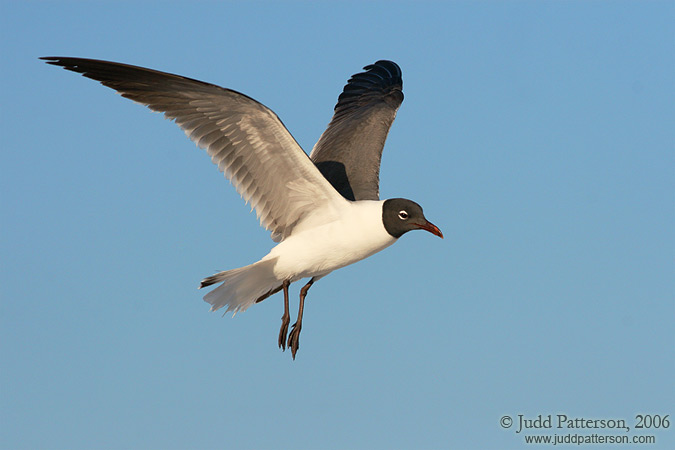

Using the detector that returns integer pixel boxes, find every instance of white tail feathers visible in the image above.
[201,258,281,315]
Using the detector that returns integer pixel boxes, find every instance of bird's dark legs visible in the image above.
[288,277,316,359]
[278,279,291,350]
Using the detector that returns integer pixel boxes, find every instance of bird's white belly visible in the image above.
[264,200,396,281]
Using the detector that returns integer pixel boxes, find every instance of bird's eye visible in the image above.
[398,210,409,220]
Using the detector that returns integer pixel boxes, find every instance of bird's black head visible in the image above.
[382,198,443,239]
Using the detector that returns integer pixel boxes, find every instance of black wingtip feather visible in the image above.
[333,60,404,115]
[40,56,224,94]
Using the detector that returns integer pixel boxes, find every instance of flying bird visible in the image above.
[42,57,443,358]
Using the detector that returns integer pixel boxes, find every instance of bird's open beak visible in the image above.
[415,220,444,239]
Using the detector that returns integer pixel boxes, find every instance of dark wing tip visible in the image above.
[40,56,152,83]
[40,56,100,74]
[40,56,225,98]
[333,60,404,116]
[41,56,82,73]
[41,56,170,78]
[364,60,403,80]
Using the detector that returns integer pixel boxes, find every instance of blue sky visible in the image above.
[2,1,673,449]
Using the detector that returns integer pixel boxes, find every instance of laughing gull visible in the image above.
[42,57,443,358]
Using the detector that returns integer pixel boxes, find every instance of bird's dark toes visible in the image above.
[278,315,290,351]
[287,322,302,359]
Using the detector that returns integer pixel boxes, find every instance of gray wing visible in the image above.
[42,57,345,241]
[309,60,404,201]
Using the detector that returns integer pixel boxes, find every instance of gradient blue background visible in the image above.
[2,1,673,449]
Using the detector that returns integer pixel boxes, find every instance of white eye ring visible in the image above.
[398,210,409,220]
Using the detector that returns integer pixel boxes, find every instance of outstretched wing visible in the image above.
[310,60,404,201]
[42,57,345,241]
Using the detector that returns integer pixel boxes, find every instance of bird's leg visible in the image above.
[288,277,316,359]
[278,279,291,350]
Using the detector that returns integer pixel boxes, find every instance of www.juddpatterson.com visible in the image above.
[499,413,669,445]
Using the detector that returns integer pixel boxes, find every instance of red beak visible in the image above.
[414,220,444,239]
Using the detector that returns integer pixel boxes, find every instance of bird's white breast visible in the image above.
[264,200,396,281]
